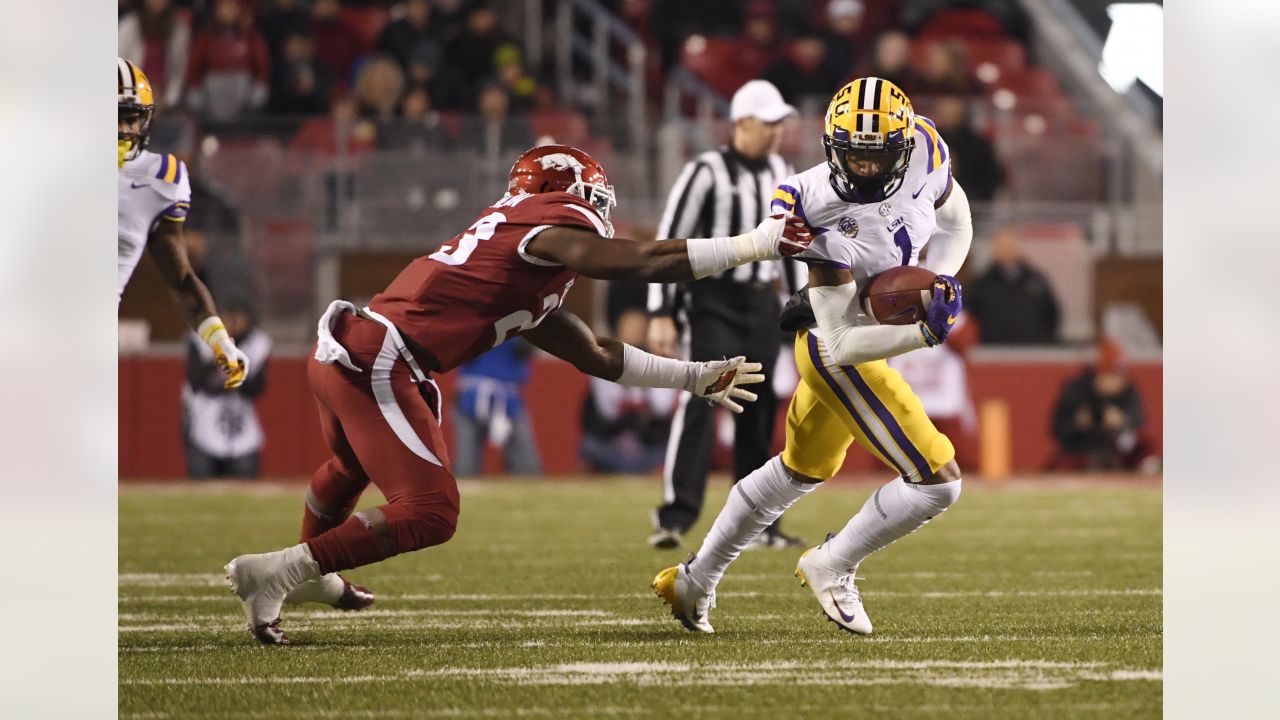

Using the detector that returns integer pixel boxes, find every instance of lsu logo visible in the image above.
[537,153,585,173]
[838,216,859,238]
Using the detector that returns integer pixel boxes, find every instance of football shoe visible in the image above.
[652,558,716,634]
[794,543,873,635]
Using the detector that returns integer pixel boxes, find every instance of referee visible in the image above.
[646,80,806,550]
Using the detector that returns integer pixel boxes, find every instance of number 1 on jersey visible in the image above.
[893,226,913,266]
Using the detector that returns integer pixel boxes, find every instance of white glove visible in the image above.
[689,356,765,414]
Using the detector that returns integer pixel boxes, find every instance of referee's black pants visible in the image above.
[656,280,783,533]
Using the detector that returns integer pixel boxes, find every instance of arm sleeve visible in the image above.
[920,179,971,277]
[648,160,712,314]
[809,282,929,365]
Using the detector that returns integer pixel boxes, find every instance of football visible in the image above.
[861,266,937,325]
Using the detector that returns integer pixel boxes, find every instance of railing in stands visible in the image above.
[541,0,649,192]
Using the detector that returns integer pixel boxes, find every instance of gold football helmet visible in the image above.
[118,57,155,166]
[822,77,916,203]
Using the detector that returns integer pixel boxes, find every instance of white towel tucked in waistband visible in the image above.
[314,299,362,372]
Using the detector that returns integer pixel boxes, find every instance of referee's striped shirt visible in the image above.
[647,146,805,314]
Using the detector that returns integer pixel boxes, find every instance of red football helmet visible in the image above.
[508,144,616,229]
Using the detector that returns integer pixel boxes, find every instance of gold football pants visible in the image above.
[781,329,955,482]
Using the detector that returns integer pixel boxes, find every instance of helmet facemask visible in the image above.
[118,103,153,165]
[567,173,617,237]
[824,137,913,204]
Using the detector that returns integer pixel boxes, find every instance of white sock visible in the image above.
[824,477,962,572]
[686,455,818,591]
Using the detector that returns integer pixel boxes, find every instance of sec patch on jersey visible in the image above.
[861,266,936,325]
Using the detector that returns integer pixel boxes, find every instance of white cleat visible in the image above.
[224,553,297,645]
[794,544,873,635]
[652,559,716,634]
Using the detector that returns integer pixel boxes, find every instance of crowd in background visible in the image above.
[119,1,1158,478]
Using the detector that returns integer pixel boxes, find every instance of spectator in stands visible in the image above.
[917,39,977,96]
[458,82,534,157]
[446,3,512,86]
[740,0,782,69]
[965,227,1061,344]
[1049,339,1158,473]
[813,0,868,88]
[311,0,365,85]
[405,40,470,111]
[378,0,442,71]
[185,0,270,122]
[292,94,379,157]
[763,35,845,106]
[452,340,543,478]
[580,281,677,474]
[380,85,448,153]
[494,44,540,113]
[259,0,310,61]
[932,94,1004,201]
[267,27,335,116]
[182,296,271,479]
[862,30,922,93]
[354,56,406,121]
[429,0,475,43]
[118,0,191,110]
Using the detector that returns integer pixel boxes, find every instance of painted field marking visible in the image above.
[119,659,1162,692]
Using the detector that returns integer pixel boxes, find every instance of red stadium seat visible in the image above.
[680,36,772,98]
[528,109,591,148]
[338,6,390,53]
[919,9,1007,39]
[915,36,1026,75]
[995,68,1060,98]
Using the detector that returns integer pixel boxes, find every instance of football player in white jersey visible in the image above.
[655,77,973,635]
[118,57,249,389]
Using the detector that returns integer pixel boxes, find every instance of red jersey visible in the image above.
[368,191,610,372]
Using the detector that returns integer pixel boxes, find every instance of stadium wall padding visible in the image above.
[119,356,1162,479]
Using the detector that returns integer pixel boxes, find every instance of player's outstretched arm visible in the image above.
[146,221,249,389]
[805,265,962,365]
[522,309,764,413]
[522,215,812,282]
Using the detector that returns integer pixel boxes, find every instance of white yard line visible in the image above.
[119,587,1160,604]
[120,659,1162,692]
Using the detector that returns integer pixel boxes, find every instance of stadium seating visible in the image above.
[680,36,772,97]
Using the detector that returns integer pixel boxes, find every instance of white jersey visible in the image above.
[118,150,191,303]
[770,115,952,310]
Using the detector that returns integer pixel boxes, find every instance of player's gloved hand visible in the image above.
[919,275,963,347]
[214,339,251,389]
[748,214,815,260]
[690,356,765,414]
[199,316,251,389]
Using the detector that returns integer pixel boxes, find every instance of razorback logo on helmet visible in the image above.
[536,153,586,173]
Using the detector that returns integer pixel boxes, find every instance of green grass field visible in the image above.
[119,478,1161,719]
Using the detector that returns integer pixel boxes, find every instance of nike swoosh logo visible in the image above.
[130,182,148,189]
[911,184,926,199]
[829,590,857,623]
[947,314,957,325]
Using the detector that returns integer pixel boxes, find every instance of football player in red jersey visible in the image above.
[224,145,814,644]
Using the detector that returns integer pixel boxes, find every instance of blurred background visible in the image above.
[118,0,1163,482]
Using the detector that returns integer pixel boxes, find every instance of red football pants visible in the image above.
[301,312,460,574]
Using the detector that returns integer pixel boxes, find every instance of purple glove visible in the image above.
[919,275,963,347]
